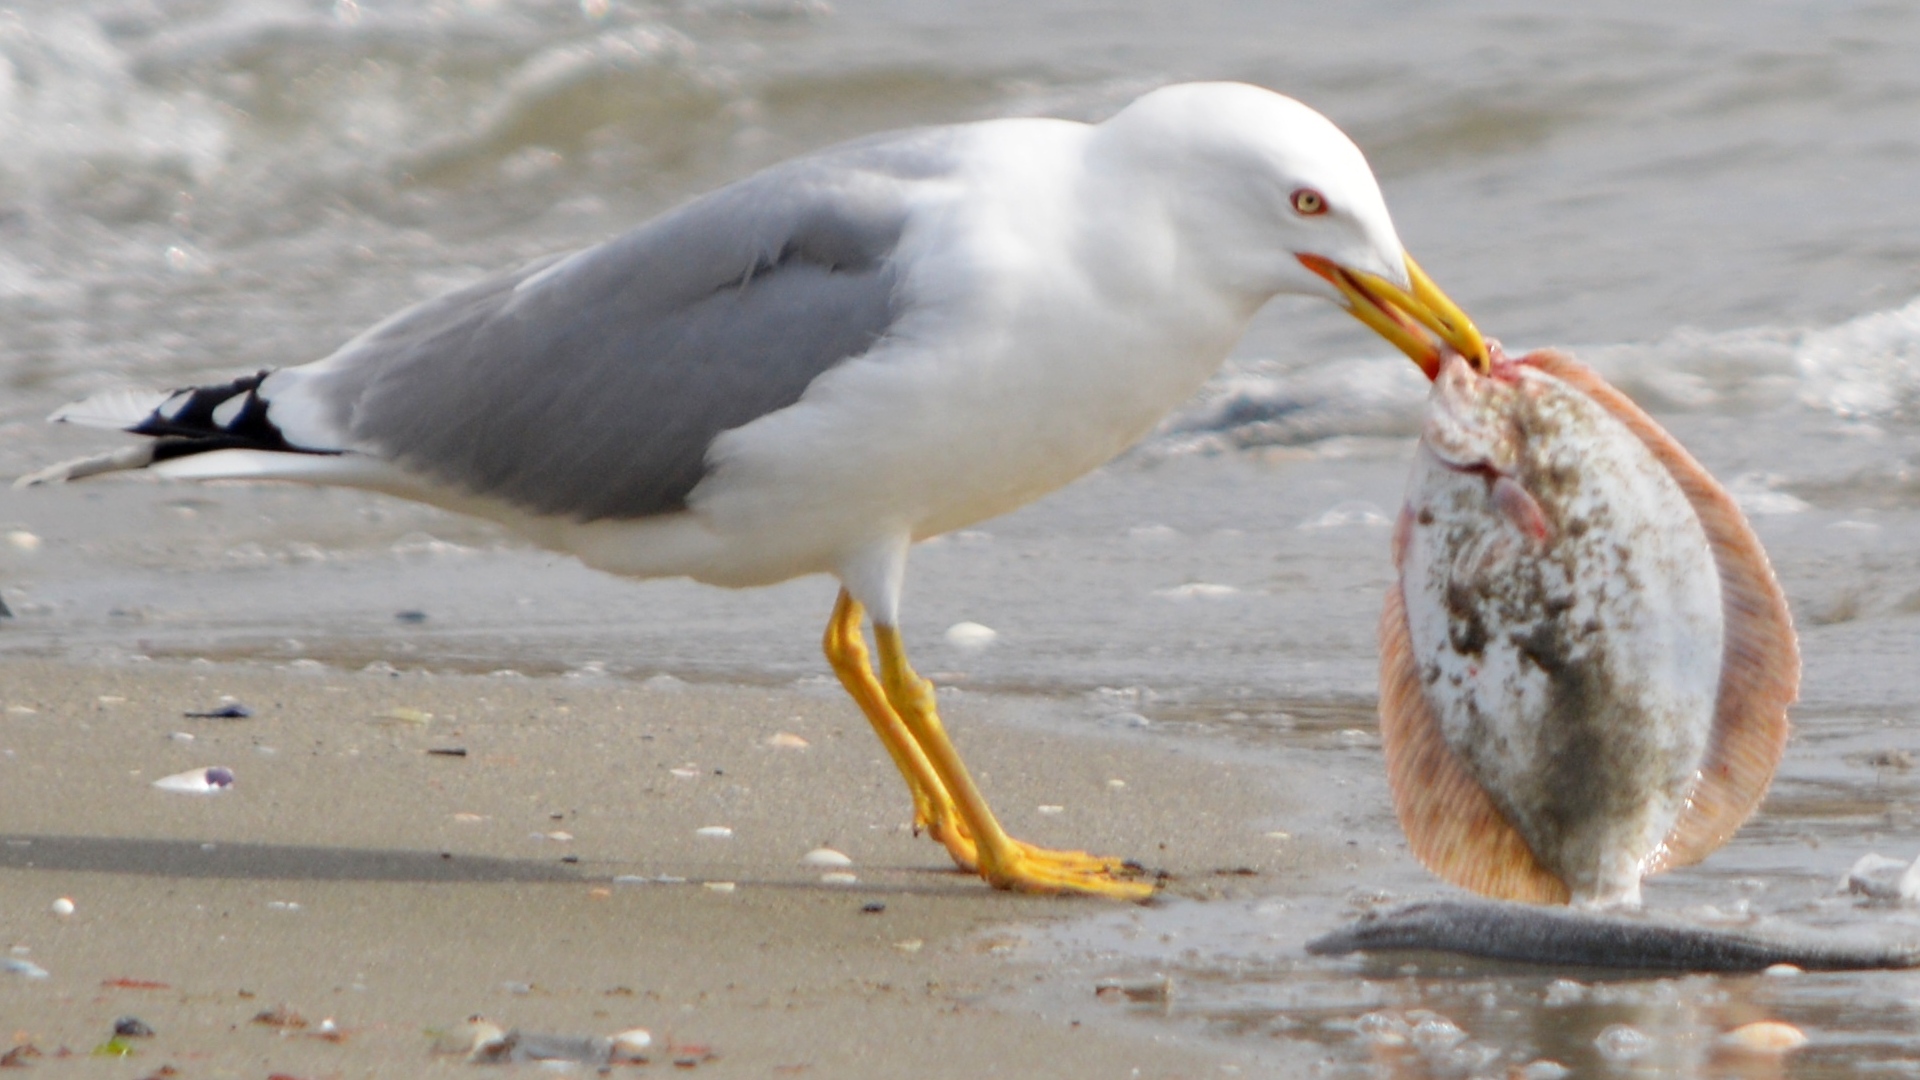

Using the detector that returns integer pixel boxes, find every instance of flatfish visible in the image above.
[1379,349,1798,908]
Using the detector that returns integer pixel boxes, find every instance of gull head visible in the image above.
[1097,82,1487,377]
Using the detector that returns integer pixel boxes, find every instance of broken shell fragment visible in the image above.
[611,1028,652,1059]
[152,766,234,794]
[943,621,998,651]
[802,847,852,867]
[695,826,733,838]
[767,732,809,749]
[1719,1021,1808,1054]
[50,897,74,917]
[820,872,858,885]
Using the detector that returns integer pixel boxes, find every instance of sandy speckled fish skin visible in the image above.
[1400,356,1724,907]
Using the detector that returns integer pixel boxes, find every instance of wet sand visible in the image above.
[0,658,1310,1078]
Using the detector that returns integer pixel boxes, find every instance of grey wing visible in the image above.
[293,129,956,521]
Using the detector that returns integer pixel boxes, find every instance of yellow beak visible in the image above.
[1296,253,1488,379]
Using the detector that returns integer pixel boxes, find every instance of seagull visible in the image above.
[21,82,1486,899]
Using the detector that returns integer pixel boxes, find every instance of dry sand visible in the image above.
[0,659,1316,1078]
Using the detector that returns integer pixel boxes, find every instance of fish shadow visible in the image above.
[0,834,580,883]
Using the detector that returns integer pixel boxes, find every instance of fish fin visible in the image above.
[1521,350,1798,872]
[1379,583,1571,903]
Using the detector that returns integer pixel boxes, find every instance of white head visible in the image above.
[1094,82,1486,376]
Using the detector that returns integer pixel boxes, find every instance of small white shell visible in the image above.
[153,766,235,794]
[820,872,858,885]
[702,881,736,893]
[695,826,733,839]
[943,622,998,651]
[767,732,810,749]
[49,897,74,917]
[802,847,852,867]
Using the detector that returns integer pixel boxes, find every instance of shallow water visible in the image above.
[3,0,1920,1072]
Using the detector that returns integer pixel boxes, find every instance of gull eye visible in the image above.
[1290,188,1328,216]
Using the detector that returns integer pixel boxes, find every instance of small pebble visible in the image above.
[6,530,41,551]
[152,766,235,794]
[169,731,195,742]
[820,872,858,885]
[611,1029,652,1060]
[1764,963,1803,977]
[1037,804,1064,815]
[539,831,573,843]
[1719,1021,1808,1054]
[861,901,887,914]
[50,897,74,917]
[943,621,998,651]
[1594,1024,1653,1062]
[1515,1062,1571,1080]
[768,732,810,749]
[703,881,736,893]
[183,703,252,719]
[802,847,853,867]
[394,610,428,624]
[113,1017,155,1038]
[696,826,733,838]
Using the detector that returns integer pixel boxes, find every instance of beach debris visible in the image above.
[892,938,922,951]
[1381,349,1796,908]
[183,702,251,719]
[427,747,468,757]
[152,766,234,794]
[1037,804,1064,815]
[695,826,733,838]
[447,1023,661,1066]
[703,881,736,893]
[50,896,74,917]
[802,847,852,867]
[251,1004,308,1029]
[1844,851,1920,902]
[113,1017,155,1038]
[1719,1021,1808,1054]
[380,707,433,725]
[531,831,572,843]
[767,731,809,749]
[90,1038,138,1058]
[432,1017,505,1057]
[395,609,428,623]
[0,1044,43,1066]
[943,621,998,651]
[168,731,194,742]
[3,957,49,979]
[863,902,888,914]
[102,977,169,990]
[820,872,858,885]
[1095,976,1173,1004]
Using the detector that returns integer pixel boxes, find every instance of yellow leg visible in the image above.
[870,623,1155,899]
[822,590,979,870]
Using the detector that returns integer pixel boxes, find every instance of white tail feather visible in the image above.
[48,388,173,430]
[13,445,157,487]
